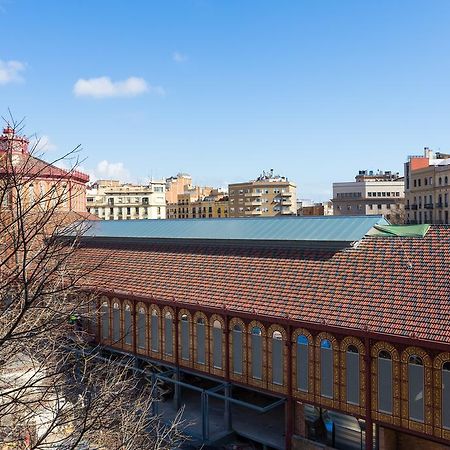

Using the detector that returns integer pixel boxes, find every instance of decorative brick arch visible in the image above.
[433,352,450,440]
[193,311,209,371]
[122,300,134,350]
[267,324,287,394]
[292,328,314,402]
[247,320,267,389]
[314,332,339,409]
[178,309,192,367]
[229,317,247,382]
[149,304,161,357]
[339,336,366,415]
[209,314,226,377]
[162,306,175,363]
[135,302,148,355]
[371,341,401,426]
[400,347,432,434]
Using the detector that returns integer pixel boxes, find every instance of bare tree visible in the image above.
[0,117,185,449]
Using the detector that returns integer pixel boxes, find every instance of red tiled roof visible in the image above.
[73,226,450,345]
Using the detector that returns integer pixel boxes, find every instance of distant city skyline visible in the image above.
[2,1,450,200]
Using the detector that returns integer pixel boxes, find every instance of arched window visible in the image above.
[346,345,359,405]
[446,176,449,185]
[378,351,393,414]
[137,306,146,349]
[232,324,243,375]
[212,320,223,369]
[439,177,443,186]
[196,317,206,365]
[112,301,120,343]
[320,339,333,398]
[180,314,190,361]
[101,301,109,340]
[251,326,263,380]
[164,311,173,356]
[272,331,283,385]
[151,309,159,352]
[296,335,308,392]
[124,304,132,345]
[443,362,450,429]
[29,183,35,204]
[409,355,424,422]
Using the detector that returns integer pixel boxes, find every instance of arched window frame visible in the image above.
[136,302,148,353]
[210,314,225,376]
[371,342,401,425]
[111,298,122,346]
[401,347,432,432]
[122,300,134,348]
[315,332,339,408]
[162,306,175,362]
[193,312,209,370]
[268,324,287,393]
[247,320,267,388]
[149,305,161,357]
[292,328,314,402]
[340,337,365,415]
[434,353,450,440]
[100,296,110,342]
[178,309,192,367]
[229,317,246,382]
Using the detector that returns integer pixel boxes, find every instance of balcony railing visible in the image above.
[405,205,410,210]
[436,202,444,209]
[424,203,434,209]
[411,204,418,210]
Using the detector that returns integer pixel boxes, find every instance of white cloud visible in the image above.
[0,59,26,85]
[73,76,164,99]
[30,135,57,153]
[172,51,188,63]
[89,160,130,182]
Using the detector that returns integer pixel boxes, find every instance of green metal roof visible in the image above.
[77,216,389,247]
[368,224,430,238]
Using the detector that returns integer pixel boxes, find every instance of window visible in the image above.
[446,176,449,185]
[180,314,190,360]
[408,355,424,422]
[443,362,450,429]
[112,302,120,342]
[151,309,159,352]
[378,351,393,414]
[272,331,283,385]
[137,307,146,349]
[124,304,132,345]
[101,301,109,340]
[296,335,308,392]
[320,339,333,398]
[196,317,206,364]
[232,324,243,374]
[29,184,35,204]
[212,320,223,369]
[164,311,173,356]
[251,326,263,380]
[346,345,359,405]
[439,177,443,186]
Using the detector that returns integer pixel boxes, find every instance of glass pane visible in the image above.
[101,304,109,340]
[213,327,222,368]
[272,337,283,385]
[113,307,120,342]
[197,322,206,364]
[296,342,308,392]
[321,347,333,398]
[409,363,424,422]
[137,312,146,349]
[346,351,359,405]
[251,333,262,380]
[124,308,132,345]
[151,314,159,352]
[233,329,243,374]
[181,319,189,360]
[164,317,173,356]
[443,368,450,429]
[378,357,393,413]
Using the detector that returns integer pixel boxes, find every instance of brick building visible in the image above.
[72,216,450,450]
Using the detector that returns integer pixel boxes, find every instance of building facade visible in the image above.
[332,170,404,223]
[228,170,297,217]
[86,180,166,220]
[404,148,450,225]
[165,173,193,204]
[167,189,229,219]
[297,200,333,216]
[73,216,450,450]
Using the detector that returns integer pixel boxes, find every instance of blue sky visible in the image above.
[2,0,450,200]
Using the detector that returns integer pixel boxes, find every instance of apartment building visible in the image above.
[228,170,297,217]
[404,148,450,224]
[332,170,404,223]
[167,189,229,219]
[165,173,192,204]
[297,199,333,216]
[86,179,166,220]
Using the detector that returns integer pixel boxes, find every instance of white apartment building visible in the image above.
[332,170,404,223]
[87,180,166,220]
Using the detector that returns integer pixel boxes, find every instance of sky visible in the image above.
[2,0,450,200]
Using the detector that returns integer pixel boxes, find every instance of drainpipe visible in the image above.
[365,336,373,450]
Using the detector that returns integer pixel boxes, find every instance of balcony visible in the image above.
[436,202,444,209]
[245,200,262,207]
[244,191,262,197]
[405,205,410,210]
[245,209,262,215]
[280,192,293,197]
[424,203,434,209]
[411,204,418,210]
